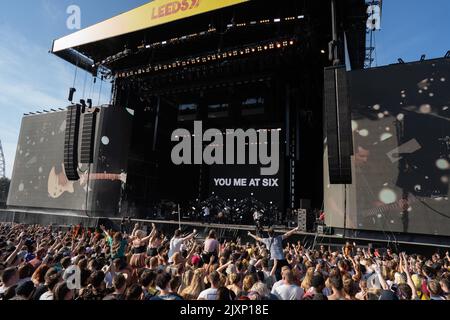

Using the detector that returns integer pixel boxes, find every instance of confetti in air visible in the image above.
[359,129,369,137]
[101,136,110,145]
[419,104,432,114]
[380,133,393,142]
[379,188,397,204]
[436,159,450,170]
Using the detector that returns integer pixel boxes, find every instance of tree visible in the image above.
[0,177,10,206]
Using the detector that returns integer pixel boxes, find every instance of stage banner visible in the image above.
[52,0,249,52]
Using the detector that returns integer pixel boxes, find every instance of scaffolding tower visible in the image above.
[365,0,382,68]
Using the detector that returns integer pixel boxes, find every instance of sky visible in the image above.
[0,0,449,178]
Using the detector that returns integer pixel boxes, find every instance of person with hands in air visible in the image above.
[248,227,299,281]
[168,228,197,264]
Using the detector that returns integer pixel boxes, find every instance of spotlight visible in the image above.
[398,58,405,64]
[320,49,326,54]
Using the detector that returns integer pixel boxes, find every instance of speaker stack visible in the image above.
[296,209,308,232]
[80,110,98,164]
[324,66,353,184]
[64,105,81,181]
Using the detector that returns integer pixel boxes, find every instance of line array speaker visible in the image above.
[64,105,81,181]
[80,111,98,164]
[324,66,353,184]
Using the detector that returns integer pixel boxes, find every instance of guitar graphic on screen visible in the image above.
[47,164,127,199]
[361,196,419,219]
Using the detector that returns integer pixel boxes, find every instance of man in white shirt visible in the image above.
[271,270,304,300]
[168,229,196,263]
[271,266,291,292]
[198,271,220,300]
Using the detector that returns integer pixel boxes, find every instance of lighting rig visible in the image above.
[116,37,297,79]
[94,14,306,71]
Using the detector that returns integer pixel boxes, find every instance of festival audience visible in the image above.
[0,222,449,301]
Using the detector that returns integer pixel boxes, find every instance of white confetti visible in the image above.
[436,159,450,170]
[419,104,431,114]
[359,129,369,137]
[101,136,110,145]
[379,188,397,204]
[380,133,393,142]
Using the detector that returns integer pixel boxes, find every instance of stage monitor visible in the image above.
[325,58,450,236]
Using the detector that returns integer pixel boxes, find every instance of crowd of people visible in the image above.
[0,221,449,301]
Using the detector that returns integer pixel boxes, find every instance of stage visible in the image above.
[3,0,449,249]
[2,208,449,252]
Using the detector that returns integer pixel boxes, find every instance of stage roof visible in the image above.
[51,0,367,73]
[52,0,248,53]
